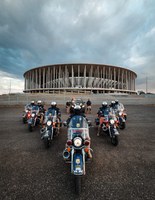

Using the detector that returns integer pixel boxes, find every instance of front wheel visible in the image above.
[111,135,118,146]
[23,118,27,124]
[75,176,82,195]
[120,122,126,130]
[44,138,50,149]
[28,124,33,132]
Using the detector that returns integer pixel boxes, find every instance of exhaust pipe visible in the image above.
[40,128,46,139]
[63,149,70,160]
[102,124,108,132]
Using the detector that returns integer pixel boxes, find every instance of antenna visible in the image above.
[146,74,148,94]
[9,79,11,94]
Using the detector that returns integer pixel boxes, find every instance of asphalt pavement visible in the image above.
[0,104,155,200]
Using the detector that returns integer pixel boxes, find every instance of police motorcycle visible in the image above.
[97,109,119,146]
[40,109,59,148]
[63,115,92,194]
[115,109,126,130]
[22,104,32,123]
[108,113,119,146]
[27,105,40,132]
[114,100,127,129]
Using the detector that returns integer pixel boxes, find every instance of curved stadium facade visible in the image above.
[23,63,137,94]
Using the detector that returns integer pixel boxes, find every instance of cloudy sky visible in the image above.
[0,0,155,94]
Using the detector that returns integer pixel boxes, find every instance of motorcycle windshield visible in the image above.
[25,104,32,111]
[45,109,57,121]
[31,105,39,114]
[68,115,88,128]
[68,115,89,139]
[46,109,57,116]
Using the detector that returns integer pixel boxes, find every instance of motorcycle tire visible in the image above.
[111,135,118,146]
[23,118,27,124]
[28,124,33,132]
[44,138,50,149]
[120,122,126,130]
[75,176,82,195]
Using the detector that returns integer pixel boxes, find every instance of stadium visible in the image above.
[23,63,137,94]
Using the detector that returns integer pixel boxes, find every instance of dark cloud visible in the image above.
[0,0,155,92]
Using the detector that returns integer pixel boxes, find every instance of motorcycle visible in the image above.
[27,105,40,132]
[63,115,92,194]
[115,109,126,130]
[22,104,32,124]
[40,109,60,148]
[98,111,119,146]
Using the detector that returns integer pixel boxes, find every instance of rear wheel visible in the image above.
[75,176,82,195]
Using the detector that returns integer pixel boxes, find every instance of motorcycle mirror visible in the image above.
[63,121,67,126]
[88,120,92,127]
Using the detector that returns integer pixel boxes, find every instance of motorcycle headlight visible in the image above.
[32,113,35,117]
[110,119,115,124]
[26,110,28,113]
[73,137,82,147]
[47,121,52,126]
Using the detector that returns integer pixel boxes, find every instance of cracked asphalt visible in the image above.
[0,104,154,200]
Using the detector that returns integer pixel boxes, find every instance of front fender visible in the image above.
[119,117,125,123]
[43,130,53,140]
[28,118,33,124]
[72,152,84,175]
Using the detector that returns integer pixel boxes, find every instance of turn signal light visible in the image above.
[67,140,72,146]
[84,140,90,146]
[53,122,56,128]
[67,147,71,152]
[84,148,89,153]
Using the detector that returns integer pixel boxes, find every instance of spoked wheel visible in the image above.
[75,176,82,195]
[28,124,33,132]
[120,122,126,130]
[44,138,50,149]
[111,135,118,146]
[23,118,27,124]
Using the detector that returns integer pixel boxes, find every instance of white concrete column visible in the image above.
[72,65,74,87]
[84,65,86,88]
[53,66,55,88]
[121,69,124,89]
[114,68,116,89]
[58,65,61,88]
[39,68,41,88]
[78,65,80,86]
[43,68,45,88]
[118,68,120,89]
[30,71,32,89]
